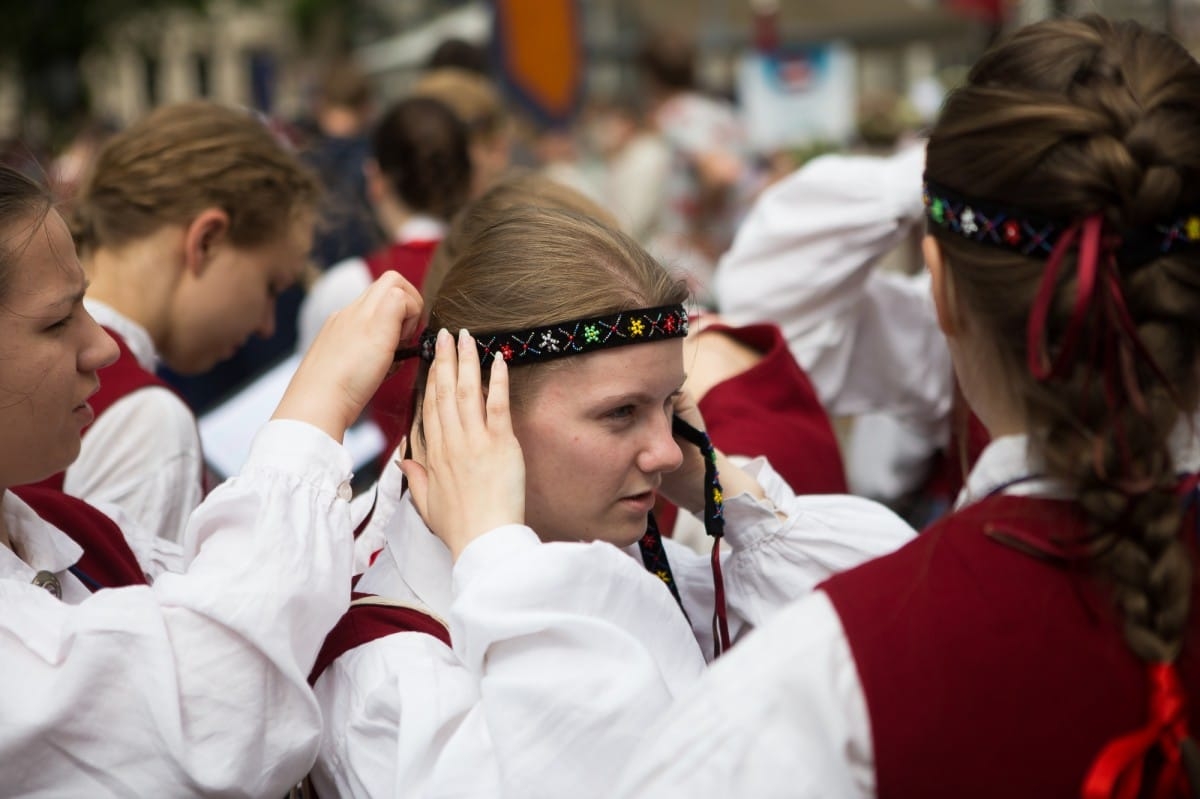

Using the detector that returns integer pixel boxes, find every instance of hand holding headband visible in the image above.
[402,329,526,561]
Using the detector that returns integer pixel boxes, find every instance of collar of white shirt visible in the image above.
[0,490,84,580]
[394,216,446,245]
[957,416,1200,510]
[356,493,455,617]
[83,298,159,373]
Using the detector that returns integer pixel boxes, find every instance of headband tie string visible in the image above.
[672,416,731,657]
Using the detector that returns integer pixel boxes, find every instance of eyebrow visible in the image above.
[46,282,89,312]
[593,376,688,407]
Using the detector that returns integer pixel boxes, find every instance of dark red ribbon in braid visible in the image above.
[1024,213,1178,486]
[1083,663,1192,799]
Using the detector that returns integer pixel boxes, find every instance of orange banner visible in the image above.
[493,0,585,126]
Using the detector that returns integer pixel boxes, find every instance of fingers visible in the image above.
[456,330,487,436]
[363,271,424,345]
[486,353,513,437]
[432,329,462,446]
[420,333,446,457]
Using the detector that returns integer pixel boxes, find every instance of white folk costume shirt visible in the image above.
[650,91,753,306]
[1,419,356,797]
[612,425,1200,799]
[314,455,915,798]
[298,216,446,354]
[712,143,952,500]
[67,299,201,573]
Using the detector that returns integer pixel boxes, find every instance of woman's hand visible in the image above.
[273,272,422,442]
[659,389,770,514]
[658,389,710,514]
[401,329,526,561]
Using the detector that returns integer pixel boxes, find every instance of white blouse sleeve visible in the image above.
[713,143,953,425]
[314,526,707,799]
[615,590,875,799]
[667,457,916,656]
[0,419,355,798]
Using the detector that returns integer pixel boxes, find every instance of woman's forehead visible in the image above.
[535,339,685,399]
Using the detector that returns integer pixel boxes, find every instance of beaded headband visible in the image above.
[922,178,1200,267]
[409,303,689,366]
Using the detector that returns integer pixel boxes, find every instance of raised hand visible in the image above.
[402,329,526,560]
[273,272,422,442]
[659,389,771,514]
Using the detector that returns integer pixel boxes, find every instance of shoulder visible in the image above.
[310,597,451,687]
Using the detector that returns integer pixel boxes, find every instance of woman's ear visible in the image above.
[923,234,964,339]
[364,159,387,206]
[183,208,231,276]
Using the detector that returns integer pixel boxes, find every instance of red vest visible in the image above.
[309,592,451,686]
[363,239,439,291]
[821,492,1200,798]
[364,240,440,452]
[657,322,847,533]
[13,485,147,589]
[31,326,176,493]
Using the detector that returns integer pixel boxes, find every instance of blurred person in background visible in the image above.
[636,30,757,306]
[36,101,322,571]
[413,67,514,200]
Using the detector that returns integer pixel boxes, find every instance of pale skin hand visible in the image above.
[272,272,423,442]
[401,329,526,561]
[659,389,771,515]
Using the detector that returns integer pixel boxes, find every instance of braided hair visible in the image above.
[927,16,1200,791]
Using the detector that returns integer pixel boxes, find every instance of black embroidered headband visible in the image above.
[411,303,689,366]
[922,178,1200,267]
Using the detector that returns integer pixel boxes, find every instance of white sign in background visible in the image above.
[738,43,858,152]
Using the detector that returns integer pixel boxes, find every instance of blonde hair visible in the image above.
[419,205,687,411]
[73,101,321,254]
[411,68,508,144]
[424,170,618,307]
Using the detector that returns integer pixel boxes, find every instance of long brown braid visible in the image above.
[926,15,1200,792]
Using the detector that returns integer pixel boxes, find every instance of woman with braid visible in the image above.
[612,15,1200,798]
[308,202,913,798]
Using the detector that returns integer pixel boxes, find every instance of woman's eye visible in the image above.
[46,314,73,332]
[607,405,635,420]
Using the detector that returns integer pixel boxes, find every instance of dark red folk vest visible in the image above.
[309,592,451,686]
[364,240,440,453]
[821,491,1200,799]
[32,326,176,493]
[656,322,847,533]
[13,485,147,589]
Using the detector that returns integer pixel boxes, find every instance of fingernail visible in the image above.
[437,328,450,347]
[459,328,470,347]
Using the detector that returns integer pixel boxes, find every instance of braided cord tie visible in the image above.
[671,415,731,657]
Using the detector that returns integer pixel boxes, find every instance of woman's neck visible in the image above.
[83,231,181,345]
[0,492,12,554]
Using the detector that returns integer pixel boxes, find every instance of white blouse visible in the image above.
[314,456,915,798]
[1,419,356,797]
[712,143,954,500]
